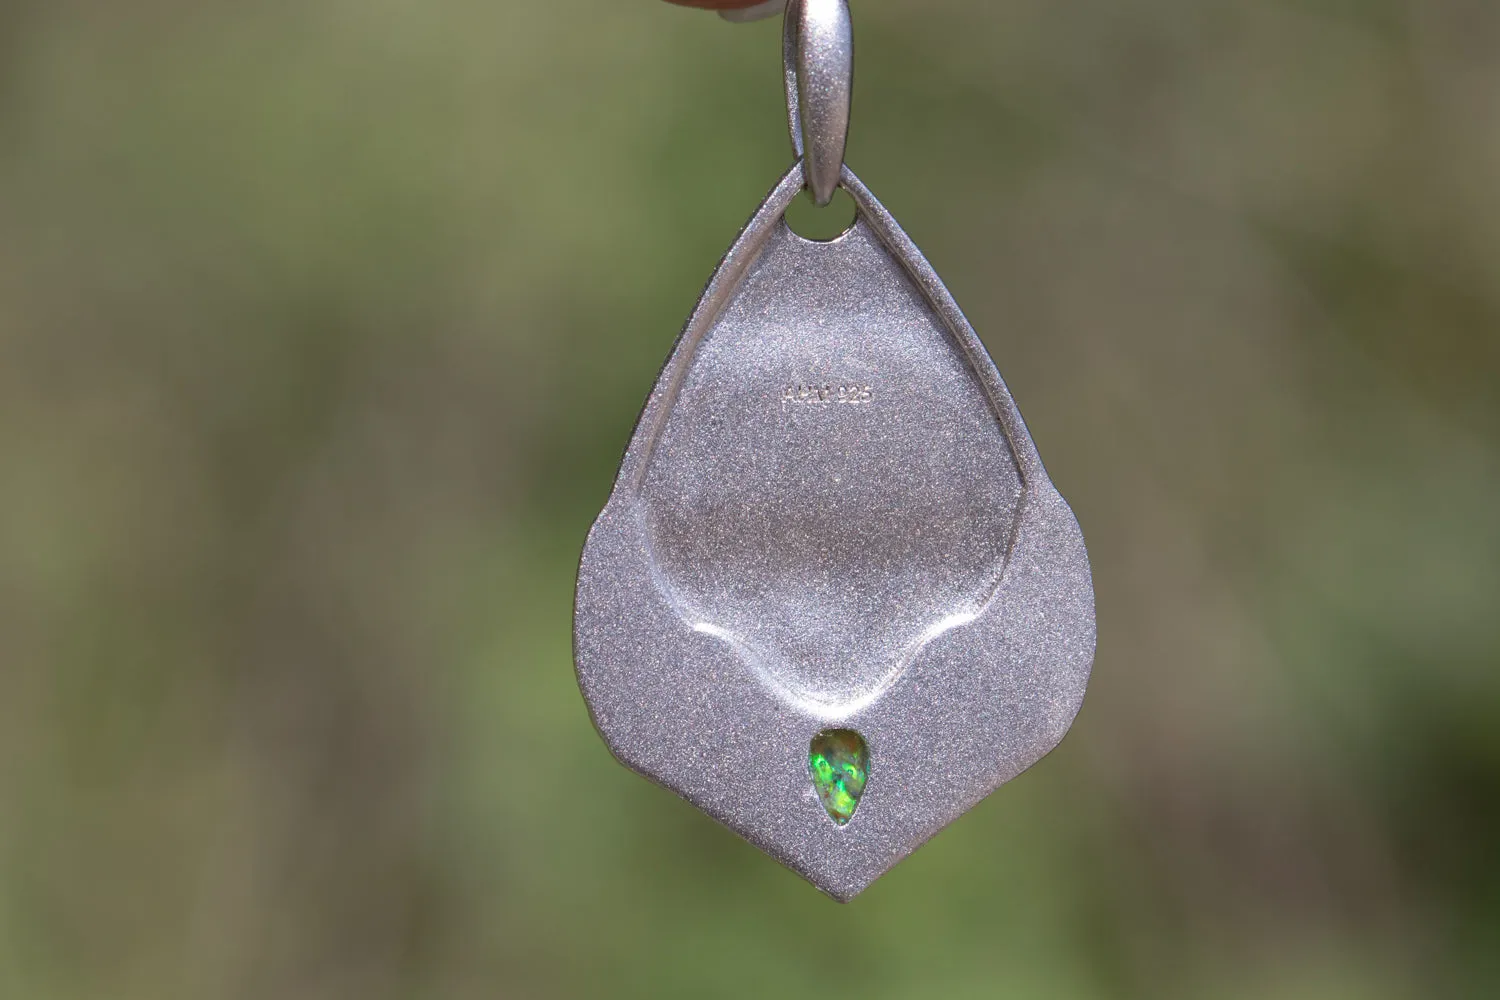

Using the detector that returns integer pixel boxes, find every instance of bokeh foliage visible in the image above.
[1,1,1498,997]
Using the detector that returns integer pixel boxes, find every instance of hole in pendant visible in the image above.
[785,187,857,242]
[809,729,869,826]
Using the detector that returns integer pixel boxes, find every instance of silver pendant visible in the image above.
[574,0,1095,901]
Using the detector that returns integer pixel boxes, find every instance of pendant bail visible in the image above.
[783,0,853,206]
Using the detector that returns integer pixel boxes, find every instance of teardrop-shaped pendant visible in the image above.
[574,1,1095,901]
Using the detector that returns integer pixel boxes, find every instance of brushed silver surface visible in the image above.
[574,162,1096,901]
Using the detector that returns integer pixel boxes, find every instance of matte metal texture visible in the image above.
[574,161,1096,901]
[782,0,851,205]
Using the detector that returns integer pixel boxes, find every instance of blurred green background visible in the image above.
[2,0,1498,997]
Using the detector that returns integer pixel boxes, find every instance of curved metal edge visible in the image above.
[615,161,1048,500]
[838,165,1050,490]
[838,166,1064,629]
[618,161,807,491]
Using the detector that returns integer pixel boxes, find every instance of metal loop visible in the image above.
[782,0,853,206]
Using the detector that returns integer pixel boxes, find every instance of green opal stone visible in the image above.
[809,729,869,826]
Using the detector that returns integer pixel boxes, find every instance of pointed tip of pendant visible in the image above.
[807,869,878,904]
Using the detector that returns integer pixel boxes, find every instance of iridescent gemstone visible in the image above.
[809,729,869,826]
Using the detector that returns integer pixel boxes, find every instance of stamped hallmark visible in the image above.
[782,383,873,408]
